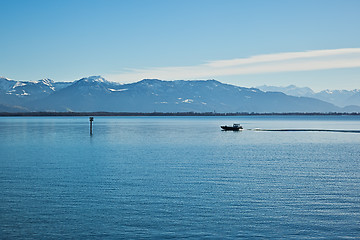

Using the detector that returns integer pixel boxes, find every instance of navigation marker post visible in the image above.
[89,117,94,135]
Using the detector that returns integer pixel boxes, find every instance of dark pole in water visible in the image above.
[89,117,94,135]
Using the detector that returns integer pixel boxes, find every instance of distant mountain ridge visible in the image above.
[257,85,315,97]
[257,85,360,108]
[0,75,355,113]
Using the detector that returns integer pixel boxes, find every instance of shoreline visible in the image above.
[1,111,360,117]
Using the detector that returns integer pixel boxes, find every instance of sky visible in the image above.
[1,0,360,91]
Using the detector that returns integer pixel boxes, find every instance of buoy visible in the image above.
[89,117,94,135]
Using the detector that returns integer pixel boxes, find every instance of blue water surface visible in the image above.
[1,116,360,239]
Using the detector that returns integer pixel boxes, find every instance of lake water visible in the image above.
[1,116,360,239]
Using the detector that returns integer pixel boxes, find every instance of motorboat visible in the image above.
[221,123,243,131]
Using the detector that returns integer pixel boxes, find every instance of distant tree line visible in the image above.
[0,111,359,117]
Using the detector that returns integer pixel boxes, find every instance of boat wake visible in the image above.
[248,129,360,133]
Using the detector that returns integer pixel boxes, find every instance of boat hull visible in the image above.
[221,126,243,131]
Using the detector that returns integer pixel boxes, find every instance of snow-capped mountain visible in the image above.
[0,75,351,113]
[0,77,72,111]
[0,77,71,99]
[257,85,315,97]
[0,77,16,91]
[315,89,360,107]
[257,85,360,108]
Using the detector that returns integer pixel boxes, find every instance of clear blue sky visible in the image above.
[1,0,360,91]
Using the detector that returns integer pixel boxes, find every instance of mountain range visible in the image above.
[0,76,359,113]
[257,85,360,108]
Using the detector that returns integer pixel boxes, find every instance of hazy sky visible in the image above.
[1,0,359,91]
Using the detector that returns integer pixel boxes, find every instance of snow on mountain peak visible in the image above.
[74,76,111,86]
[0,77,13,81]
[0,77,16,91]
[14,82,27,87]
[40,78,53,83]
[35,78,54,87]
[85,76,107,83]
[324,89,333,94]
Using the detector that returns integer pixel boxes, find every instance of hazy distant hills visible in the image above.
[257,85,360,108]
[0,75,357,113]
